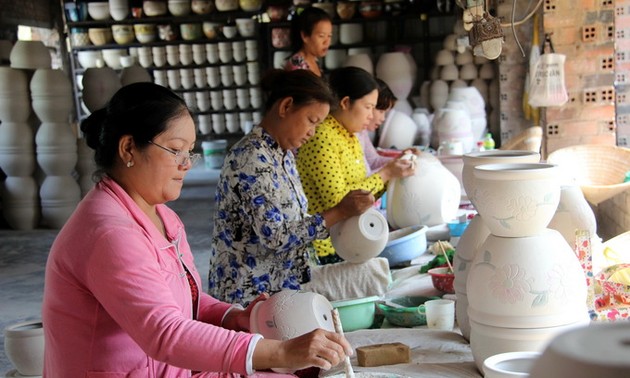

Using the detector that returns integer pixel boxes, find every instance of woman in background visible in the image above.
[208,69,373,307]
[296,67,416,264]
[284,6,333,77]
[42,82,353,377]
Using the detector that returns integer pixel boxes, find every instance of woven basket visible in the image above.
[499,126,542,153]
[547,144,630,205]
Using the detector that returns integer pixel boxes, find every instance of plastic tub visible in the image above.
[379,224,428,267]
[331,296,379,332]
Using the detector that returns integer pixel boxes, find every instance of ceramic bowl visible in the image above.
[70,28,91,47]
[215,0,239,11]
[239,0,263,12]
[331,296,379,332]
[359,1,383,19]
[483,351,541,378]
[133,23,158,43]
[428,267,455,294]
[180,23,203,41]
[222,25,238,39]
[88,27,114,46]
[87,1,111,20]
[111,24,135,45]
[168,0,191,16]
[235,18,256,37]
[143,0,168,16]
[202,22,221,39]
[77,50,103,69]
[377,296,439,327]
[192,0,215,14]
[378,224,428,267]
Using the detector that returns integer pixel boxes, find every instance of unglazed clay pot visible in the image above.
[472,163,561,238]
[250,290,335,341]
[82,66,122,112]
[377,109,418,150]
[3,320,44,376]
[547,185,597,248]
[386,153,461,228]
[330,207,389,264]
[462,150,540,208]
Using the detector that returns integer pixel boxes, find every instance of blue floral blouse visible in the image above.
[208,126,329,306]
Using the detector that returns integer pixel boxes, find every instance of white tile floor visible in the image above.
[0,166,220,374]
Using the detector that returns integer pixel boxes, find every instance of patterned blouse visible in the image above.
[296,115,386,263]
[284,52,322,73]
[208,126,329,306]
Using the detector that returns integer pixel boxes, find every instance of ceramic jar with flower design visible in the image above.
[465,162,590,370]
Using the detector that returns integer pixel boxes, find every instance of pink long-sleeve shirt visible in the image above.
[42,177,259,377]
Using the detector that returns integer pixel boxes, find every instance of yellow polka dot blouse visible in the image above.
[296,115,386,259]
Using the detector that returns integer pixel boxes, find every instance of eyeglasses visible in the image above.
[148,141,201,166]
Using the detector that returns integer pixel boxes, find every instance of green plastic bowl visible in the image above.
[376,296,440,327]
[331,296,379,332]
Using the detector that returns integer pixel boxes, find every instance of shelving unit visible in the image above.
[61,1,265,141]
[260,3,457,85]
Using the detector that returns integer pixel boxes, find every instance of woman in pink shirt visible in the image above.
[42,82,352,377]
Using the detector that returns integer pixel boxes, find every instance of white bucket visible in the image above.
[201,140,227,170]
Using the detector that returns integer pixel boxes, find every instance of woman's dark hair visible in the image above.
[80,82,192,177]
[289,6,332,55]
[260,69,336,113]
[375,78,397,110]
[328,66,379,105]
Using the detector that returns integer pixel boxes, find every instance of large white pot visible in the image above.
[3,320,45,376]
[330,207,389,264]
[0,67,31,122]
[377,109,418,150]
[376,52,416,113]
[35,122,78,176]
[82,66,122,112]
[40,175,81,229]
[10,40,51,69]
[432,107,474,153]
[462,150,540,208]
[386,152,461,228]
[472,163,560,238]
[467,229,588,329]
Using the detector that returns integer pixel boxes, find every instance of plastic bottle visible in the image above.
[475,141,485,152]
[482,133,495,150]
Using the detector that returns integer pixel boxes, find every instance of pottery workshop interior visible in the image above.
[1,0,630,376]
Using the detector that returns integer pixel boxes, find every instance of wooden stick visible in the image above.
[438,241,454,274]
[331,308,356,378]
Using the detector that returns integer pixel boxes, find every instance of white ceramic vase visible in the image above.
[82,66,122,112]
[30,68,73,123]
[432,107,474,153]
[377,109,418,150]
[9,40,51,69]
[453,214,490,341]
[0,67,31,123]
[461,150,541,208]
[0,122,36,177]
[330,207,389,264]
[3,320,44,376]
[386,152,461,228]
[547,185,597,248]
[343,53,373,74]
[472,163,561,238]
[376,52,416,115]
[39,175,81,229]
[35,122,78,176]
[1,176,39,230]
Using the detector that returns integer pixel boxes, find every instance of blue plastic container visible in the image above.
[379,224,428,267]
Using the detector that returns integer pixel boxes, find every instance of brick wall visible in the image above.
[0,0,57,29]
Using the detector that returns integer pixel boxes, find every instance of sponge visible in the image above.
[356,342,411,367]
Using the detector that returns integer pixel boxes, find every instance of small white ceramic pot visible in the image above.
[330,207,389,264]
[3,320,45,376]
[483,351,541,378]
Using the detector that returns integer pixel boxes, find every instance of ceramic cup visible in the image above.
[425,299,455,330]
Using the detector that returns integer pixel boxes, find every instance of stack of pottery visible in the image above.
[386,152,461,228]
[466,162,589,370]
[31,69,81,228]
[0,67,39,229]
[454,150,541,341]
[375,51,417,115]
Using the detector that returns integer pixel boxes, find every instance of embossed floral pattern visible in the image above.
[488,264,533,304]
[506,196,536,221]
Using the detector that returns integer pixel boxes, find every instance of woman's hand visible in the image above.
[322,190,374,227]
[378,157,416,182]
[222,293,269,332]
[252,328,353,372]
